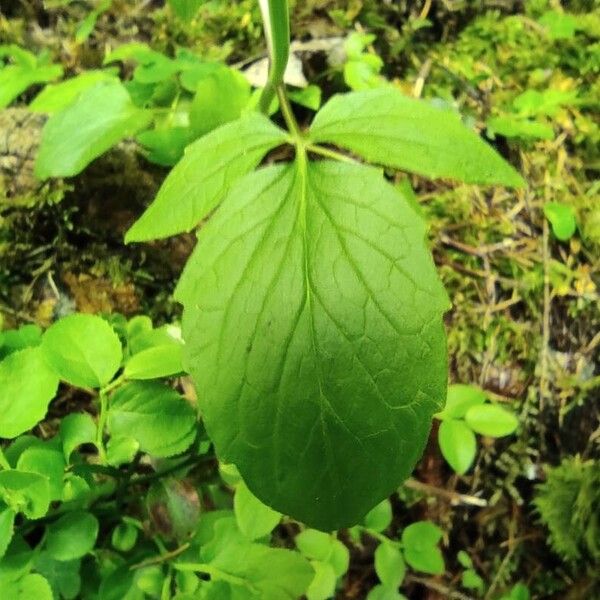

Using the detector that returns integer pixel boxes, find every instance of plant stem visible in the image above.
[96,390,109,464]
[0,446,10,470]
[276,85,301,139]
[306,144,358,164]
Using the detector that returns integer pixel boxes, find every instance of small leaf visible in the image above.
[41,313,123,388]
[0,509,15,559]
[111,521,138,552]
[234,481,281,540]
[296,529,334,562]
[106,436,139,467]
[543,202,577,241]
[124,344,184,380]
[438,419,477,475]
[364,499,393,533]
[306,561,336,600]
[329,540,350,577]
[401,521,445,575]
[35,81,152,179]
[310,88,525,187]
[0,470,50,519]
[45,511,99,561]
[0,62,63,108]
[486,116,554,141]
[16,447,65,501]
[34,553,82,600]
[457,550,472,568]
[462,569,484,591]
[168,0,203,21]
[367,584,407,600]
[0,324,42,359]
[0,348,59,439]
[465,404,519,437]
[107,382,196,457]
[3,573,53,600]
[60,413,97,460]
[125,113,288,242]
[436,384,487,420]
[375,542,405,588]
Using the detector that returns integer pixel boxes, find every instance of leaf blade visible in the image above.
[310,88,525,187]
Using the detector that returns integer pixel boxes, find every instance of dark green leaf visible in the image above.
[176,159,449,529]
[310,89,525,187]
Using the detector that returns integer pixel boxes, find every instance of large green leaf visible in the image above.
[176,158,449,529]
[310,89,525,187]
[3,573,53,600]
[45,511,99,561]
[35,81,152,179]
[125,113,289,242]
[0,348,59,439]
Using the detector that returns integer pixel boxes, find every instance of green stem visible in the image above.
[96,390,109,464]
[306,144,358,164]
[277,85,301,139]
[0,446,10,470]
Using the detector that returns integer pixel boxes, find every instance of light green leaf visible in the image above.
[374,542,405,588]
[289,84,322,111]
[189,66,251,138]
[296,529,335,562]
[543,202,577,241]
[461,569,484,591]
[0,64,63,108]
[3,573,53,600]
[107,382,196,457]
[306,560,336,600]
[176,159,449,529]
[30,70,118,113]
[329,540,350,577]
[310,89,525,187]
[234,481,281,540]
[105,436,139,467]
[75,0,111,43]
[364,499,393,533]
[34,553,82,600]
[0,534,34,583]
[0,348,59,439]
[436,384,486,420]
[401,521,444,575]
[438,419,477,475]
[125,113,289,242]
[60,413,97,460]
[0,470,50,519]
[16,447,65,501]
[168,0,203,21]
[457,550,473,569]
[464,404,518,437]
[367,584,407,600]
[124,344,184,380]
[486,116,554,141]
[539,10,580,40]
[35,81,152,179]
[111,521,138,552]
[41,314,122,388]
[0,324,42,359]
[45,511,98,561]
[0,509,15,559]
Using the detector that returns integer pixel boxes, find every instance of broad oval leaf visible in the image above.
[543,201,577,241]
[0,348,59,439]
[436,383,486,420]
[438,419,477,475]
[35,81,152,179]
[0,470,50,519]
[45,511,99,561]
[107,381,196,457]
[374,541,406,588]
[41,313,123,388]
[123,343,183,380]
[125,113,289,242]
[176,159,450,529]
[310,88,525,187]
[3,573,53,600]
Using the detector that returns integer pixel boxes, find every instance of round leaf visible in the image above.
[41,314,122,388]
[375,542,405,588]
[438,419,477,474]
[401,521,444,575]
[465,404,519,437]
[4,573,53,600]
[45,511,98,561]
[364,499,393,533]
[543,202,577,241]
[0,348,59,438]
[59,412,97,460]
[436,384,486,420]
[306,561,336,600]
[123,343,183,380]
[234,481,281,540]
[296,529,334,562]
